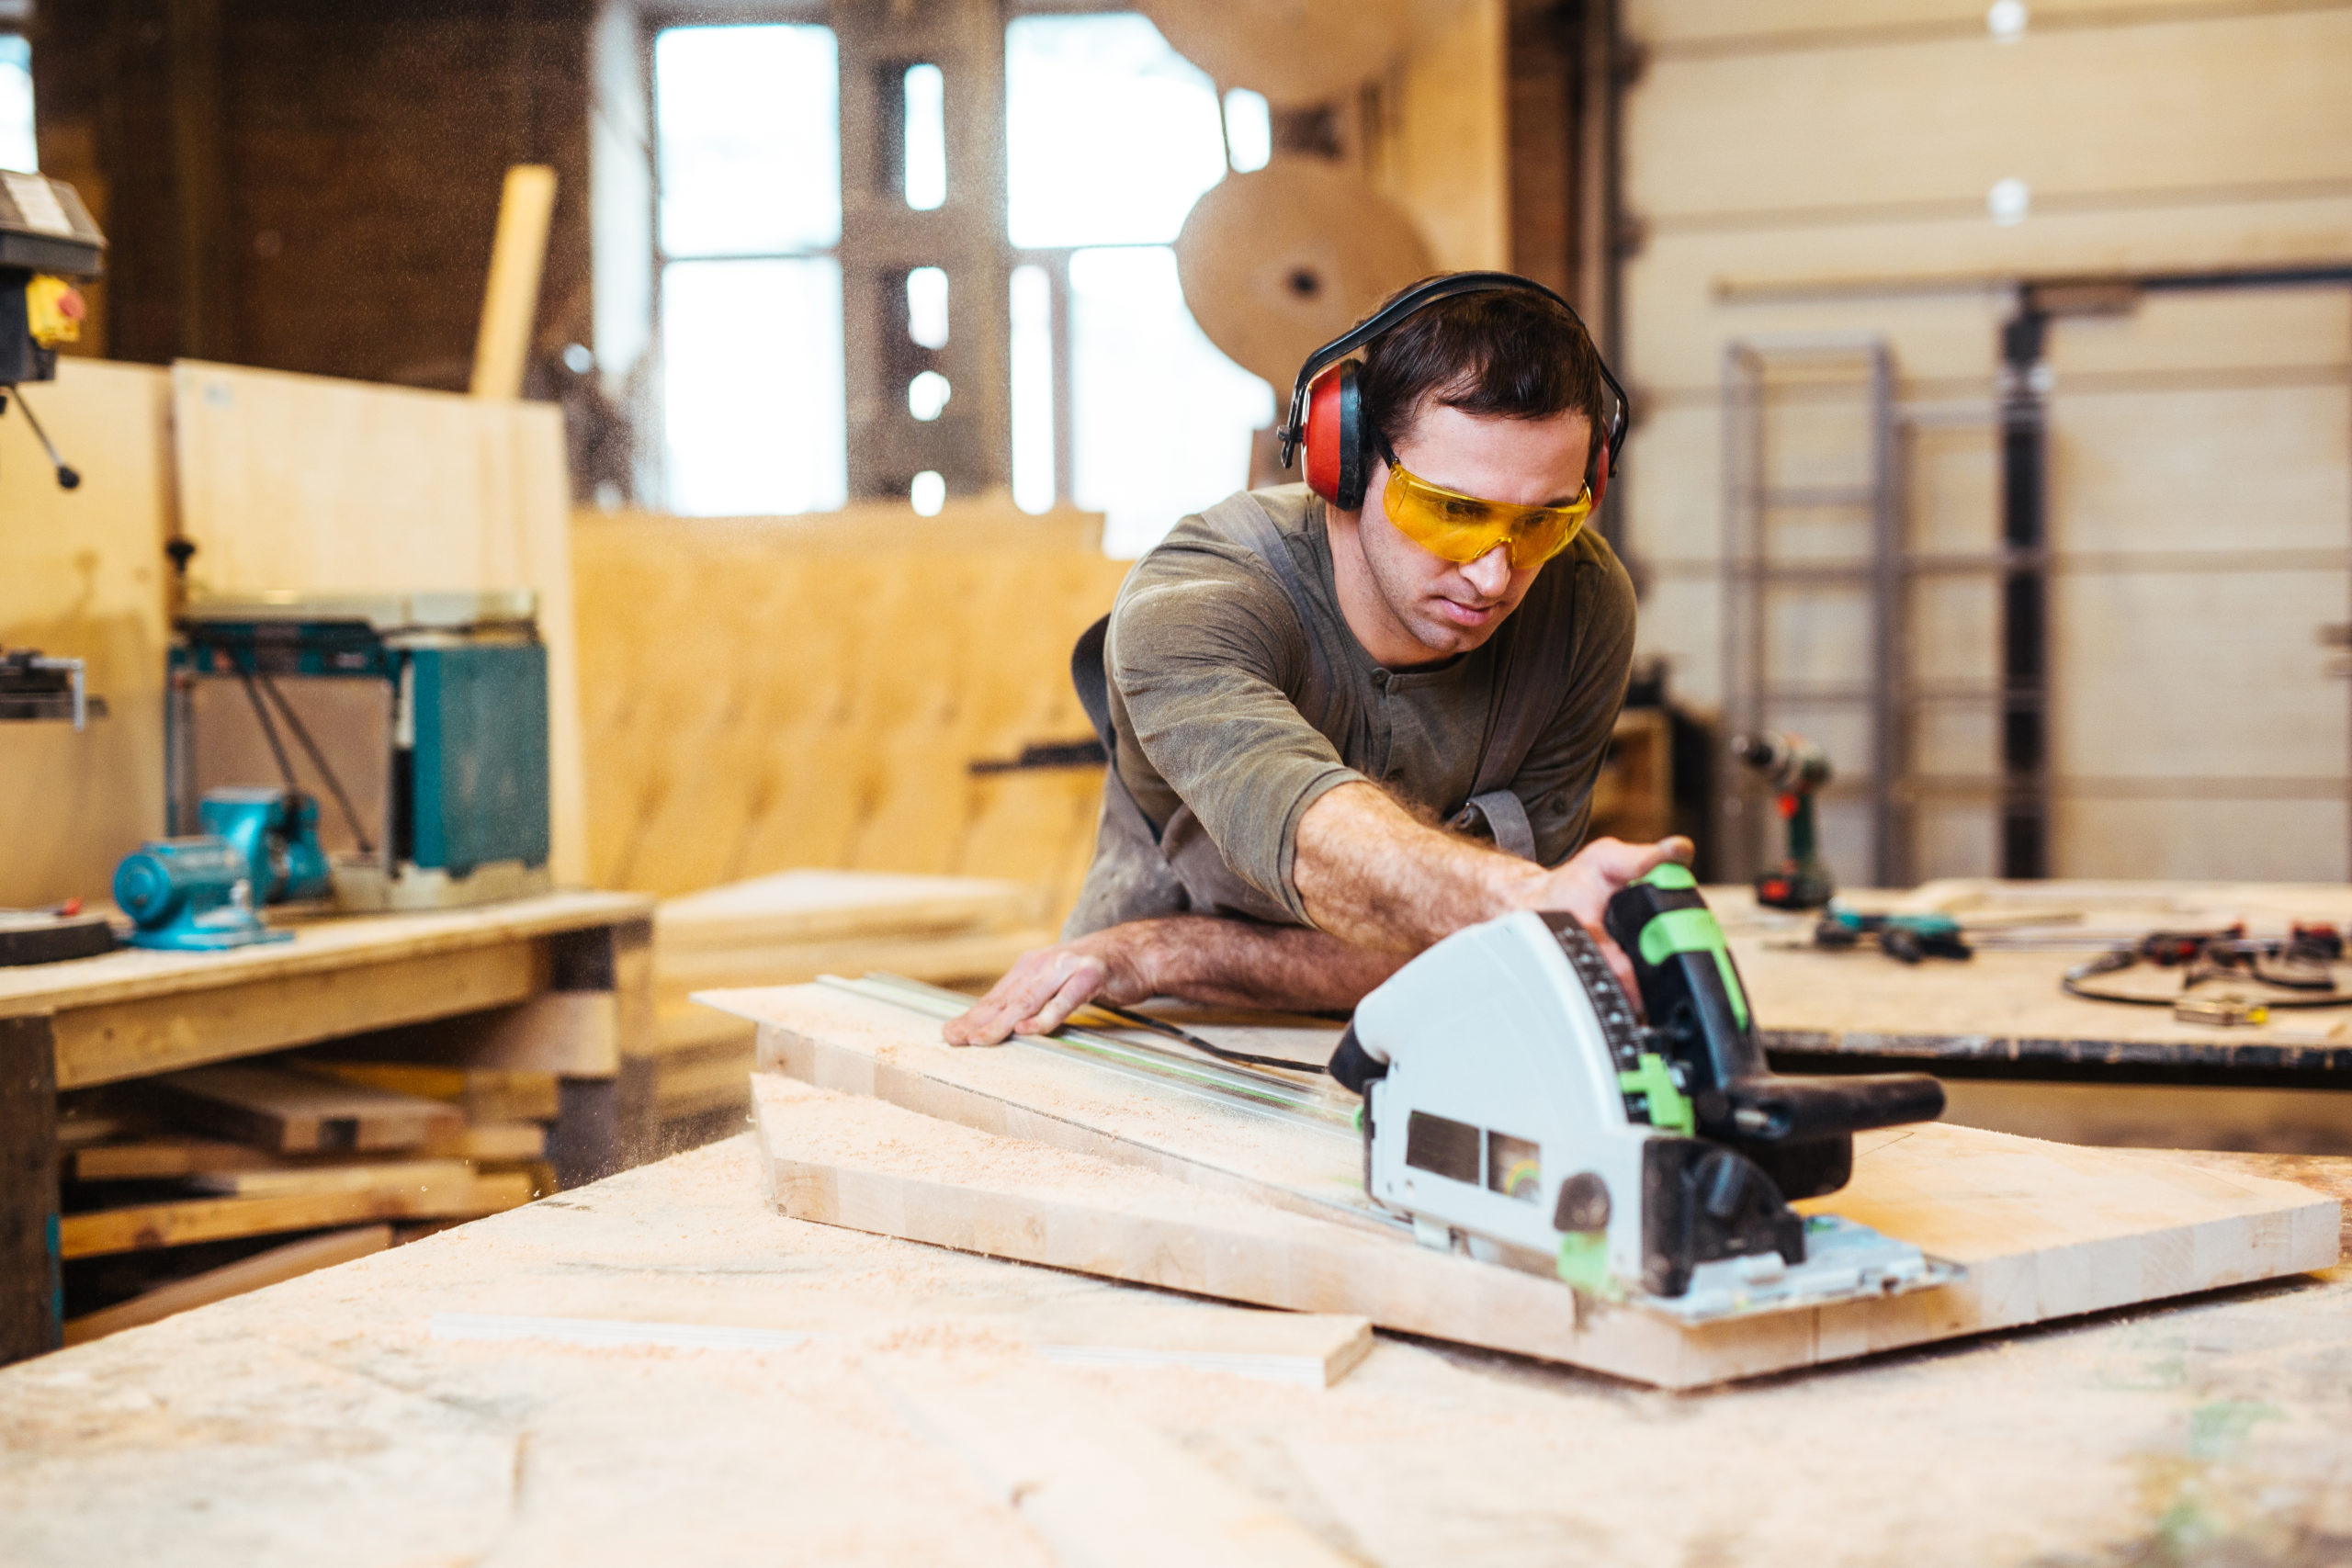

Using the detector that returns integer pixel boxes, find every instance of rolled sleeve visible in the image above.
[1107,558,1364,919]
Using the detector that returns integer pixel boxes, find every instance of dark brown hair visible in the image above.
[1357,282,1605,457]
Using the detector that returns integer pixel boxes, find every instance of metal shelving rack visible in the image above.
[1719,335,1907,888]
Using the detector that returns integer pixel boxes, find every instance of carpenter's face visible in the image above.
[1351,401,1594,660]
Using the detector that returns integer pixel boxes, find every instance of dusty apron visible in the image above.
[1067,489,1579,933]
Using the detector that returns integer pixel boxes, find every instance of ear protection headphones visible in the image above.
[1275,270,1629,515]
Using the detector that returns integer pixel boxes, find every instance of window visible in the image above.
[653,24,846,516]
[1005,13,1273,555]
[0,35,34,173]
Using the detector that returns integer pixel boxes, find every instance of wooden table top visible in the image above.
[1,1130,2343,1565]
[0,889,653,1017]
[1716,880,2352,1077]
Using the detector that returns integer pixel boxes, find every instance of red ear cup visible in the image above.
[1589,448,1610,513]
[1303,360,1368,509]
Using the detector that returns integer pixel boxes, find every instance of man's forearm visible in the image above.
[1291,782,1541,949]
[1127,914,1406,1013]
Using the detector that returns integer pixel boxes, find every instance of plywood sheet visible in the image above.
[0,359,175,907]
[574,506,1127,910]
[170,362,587,885]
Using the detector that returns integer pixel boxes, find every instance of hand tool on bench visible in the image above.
[1735,731,1835,911]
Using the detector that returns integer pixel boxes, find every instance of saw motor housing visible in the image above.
[1337,867,1947,1303]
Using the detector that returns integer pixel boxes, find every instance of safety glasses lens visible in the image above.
[1385,466,1589,569]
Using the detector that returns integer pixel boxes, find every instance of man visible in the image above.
[948,273,1690,1047]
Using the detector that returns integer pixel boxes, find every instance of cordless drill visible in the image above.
[1735,732,1835,910]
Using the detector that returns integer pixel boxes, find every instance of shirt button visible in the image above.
[1372,669,1389,686]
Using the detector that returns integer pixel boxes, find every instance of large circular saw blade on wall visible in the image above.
[1138,0,1410,105]
[1175,161,1436,395]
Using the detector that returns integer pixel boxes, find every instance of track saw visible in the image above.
[1331,865,1956,1320]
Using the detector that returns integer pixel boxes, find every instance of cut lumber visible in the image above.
[746,1021,2342,1387]
[470,164,557,401]
[144,1063,465,1153]
[71,1137,284,1182]
[184,1158,475,1200]
[60,1172,532,1258]
[424,1301,1369,1388]
[61,1225,392,1346]
[294,1061,560,1123]
[656,870,1037,952]
[427,1122,547,1162]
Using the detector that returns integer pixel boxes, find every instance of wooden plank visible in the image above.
[0,1016,59,1363]
[657,869,1037,952]
[185,1160,474,1200]
[311,992,621,1078]
[71,1137,283,1182]
[60,1172,532,1258]
[170,362,588,885]
[469,164,557,400]
[296,1062,561,1123]
[426,1303,1371,1388]
[0,890,645,1017]
[61,1225,393,1348]
[657,927,1049,998]
[51,943,547,1089]
[431,1122,547,1162]
[737,990,2341,1387]
[0,358,175,909]
[145,1064,465,1154]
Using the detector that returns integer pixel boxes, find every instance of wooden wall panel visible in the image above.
[1376,0,1513,273]
[573,505,1130,917]
[0,361,176,907]
[169,364,587,886]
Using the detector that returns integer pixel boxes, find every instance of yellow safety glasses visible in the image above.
[1382,460,1595,570]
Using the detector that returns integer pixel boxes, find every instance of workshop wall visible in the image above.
[28,0,594,388]
[1617,0,2352,884]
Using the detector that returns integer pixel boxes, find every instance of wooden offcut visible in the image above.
[469,164,558,401]
[146,1063,465,1154]
[734,987,2340,1389]
[61,1171,532,1258]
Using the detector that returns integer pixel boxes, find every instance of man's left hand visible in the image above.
[943,927,1157,1046]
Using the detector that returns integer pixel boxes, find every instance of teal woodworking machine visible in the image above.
[166,590,552,911]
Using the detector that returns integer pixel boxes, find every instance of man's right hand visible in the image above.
[942,927,1158,1046]
[1510,833,1694,993]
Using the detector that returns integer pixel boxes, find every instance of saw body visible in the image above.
[1336,868,1956,1320]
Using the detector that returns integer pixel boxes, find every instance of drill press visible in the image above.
[1735,731,1835,911]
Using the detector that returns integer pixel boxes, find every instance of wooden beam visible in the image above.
[61,1172,531,1258]
[145,1064,465,1153]
[470,164,558,400]
[51,942,548,1089]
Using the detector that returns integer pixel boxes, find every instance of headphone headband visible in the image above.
[1275,270,1629,480]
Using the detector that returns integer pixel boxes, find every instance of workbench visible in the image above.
[1719,882,2352,1156]
[0,1129,2343,1565]
[0,890,654,1362]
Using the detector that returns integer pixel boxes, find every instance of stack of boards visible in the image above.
[715,983,2344,1391]
[57,1058,547,1345]
[647,870,1050,1141]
